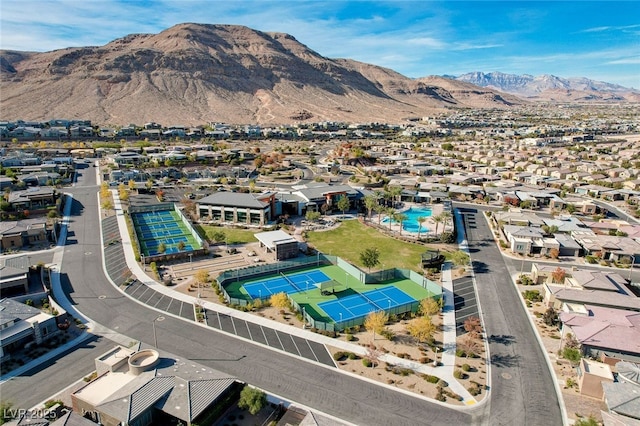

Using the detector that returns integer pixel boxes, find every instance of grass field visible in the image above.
[305,219,433,271]
[196,224,263,244]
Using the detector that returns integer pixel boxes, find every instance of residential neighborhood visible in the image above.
[2,104,640,426]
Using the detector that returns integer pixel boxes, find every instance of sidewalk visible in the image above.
[0,193,132,385]
[110,191,479,406]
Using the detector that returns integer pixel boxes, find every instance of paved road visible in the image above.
[0,335,116,410]
[6,164,482,425]
[456,206,563,426]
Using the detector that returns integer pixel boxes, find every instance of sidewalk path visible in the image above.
[111,192,478,405]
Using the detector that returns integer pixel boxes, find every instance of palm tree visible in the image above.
[374,204,386,225]
[388,186,403,208]
[396,213,408,236]
[364,195,378,222]
[440,211,452,235]
[386,207,395,231]
[417,216,427,239]
[433,214,444,237]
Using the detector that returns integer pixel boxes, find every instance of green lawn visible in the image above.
[306,219,431,271]
[196,224,263,244]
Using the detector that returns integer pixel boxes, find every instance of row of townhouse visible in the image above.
[528,262,640,419]
[494,208,640,262]
[107,165,251,185]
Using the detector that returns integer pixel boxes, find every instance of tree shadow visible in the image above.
[488,334,516,346]
[471,261,490,274]
[490,353,520,368]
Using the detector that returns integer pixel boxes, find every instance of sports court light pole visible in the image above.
[302,306,306,329]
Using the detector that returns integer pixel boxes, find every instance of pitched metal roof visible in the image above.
[198,192,273,209]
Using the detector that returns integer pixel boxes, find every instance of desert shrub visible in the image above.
[392,367,413,376]
[362,358,373,368]
[563,347,582,364]
[422,374,440,384]
[462,363,471,372]
[468,383,481,396]
[522,290,543,302]
[346,333,355,341]
[519,274,534,285]
[333,351,346,361]
[453,369,465,379]
[380,328,396,341]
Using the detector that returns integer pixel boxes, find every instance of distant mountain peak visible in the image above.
[0,23,521,125]
[455,71,638,101]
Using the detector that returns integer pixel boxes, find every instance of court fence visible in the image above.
[216,253,443,332]
[128,202,208,264]
[216,253,333,306]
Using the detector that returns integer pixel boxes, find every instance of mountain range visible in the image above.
[0,23,637,126]
[456,71,640,102]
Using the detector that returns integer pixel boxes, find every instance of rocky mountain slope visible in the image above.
[0,23,522,125]
[456,71,640,102]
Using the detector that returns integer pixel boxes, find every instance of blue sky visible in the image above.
[1,1,639,88]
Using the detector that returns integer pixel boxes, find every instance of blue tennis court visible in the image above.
[243,270,330,299]
[138,223,181,231]
[319,286,416,323]
[132,209,202,256]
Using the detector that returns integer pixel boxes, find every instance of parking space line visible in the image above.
[306,340,319,362]
[144,291,157,304]
[275,331,285,349]
[261,326,269,345]
[165,297,173,312]
[136,286,150,300]
[230,317,238,335]
[245,322,253,340]
[289,335,301,356]
[154,294,165,308]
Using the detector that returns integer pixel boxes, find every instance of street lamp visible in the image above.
[629,255,636,282]
[152,316,165,348]
[188,253,193,269]
[433,347,439,367]
[259,289,262,300]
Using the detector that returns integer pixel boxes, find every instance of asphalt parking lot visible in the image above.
[452,276,480,336]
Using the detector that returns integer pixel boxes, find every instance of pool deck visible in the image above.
[376,203,452,239]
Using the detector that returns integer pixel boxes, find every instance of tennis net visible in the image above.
[360,291,384,311]
[281,272,305,294]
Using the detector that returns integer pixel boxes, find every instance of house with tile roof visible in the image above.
[559,305,640,364]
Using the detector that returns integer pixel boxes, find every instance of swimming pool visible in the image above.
[382,206,432,233]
